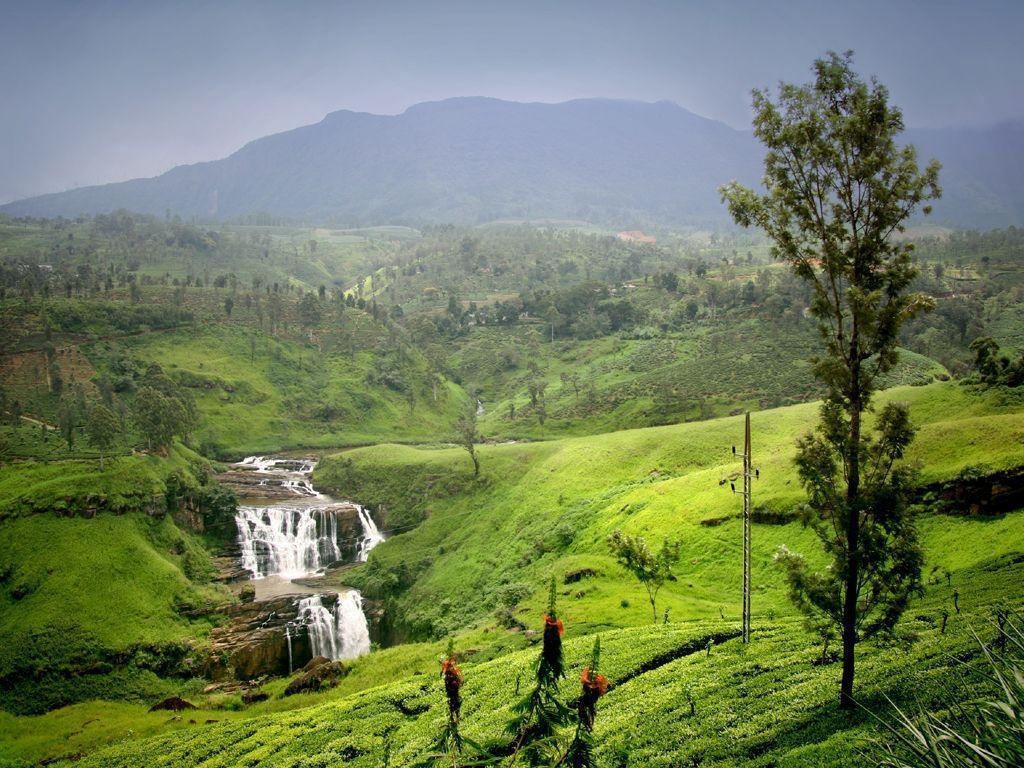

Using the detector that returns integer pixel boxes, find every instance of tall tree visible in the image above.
[720,51,940,708]
[454,399,480,476]
[57,399,78,451]
[86,403,120,469]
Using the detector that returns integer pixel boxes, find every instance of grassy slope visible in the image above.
[454,318,947,440]
[0,446,230,715]
[103,318,467,456]
[317,381,1024,638]
[12,559,1020,768]
[1,382,1022,765]
[0,448,200,520]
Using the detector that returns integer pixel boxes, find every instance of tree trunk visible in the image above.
[840,351,862,709]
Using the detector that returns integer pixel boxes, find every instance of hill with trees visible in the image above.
[0,163,1022,767]
[3,99,1022,230]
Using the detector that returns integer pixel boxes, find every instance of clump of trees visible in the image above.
[970,337,1024,387]
[85,403,119,468]
[131,364,196,451]
[722,51,940,707]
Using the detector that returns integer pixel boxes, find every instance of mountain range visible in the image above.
[4,97,1023,230]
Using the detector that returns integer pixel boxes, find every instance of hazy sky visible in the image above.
[2,0,1022,204]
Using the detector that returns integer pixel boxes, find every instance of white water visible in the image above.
[233,456,384,579]
[236,506,342,579]
[297,592,371,661]
[232,456,378,665]
[356,506,385,562]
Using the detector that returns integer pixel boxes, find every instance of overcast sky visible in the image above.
[2,0,1022,204]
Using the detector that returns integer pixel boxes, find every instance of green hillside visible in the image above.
[23,586,1020,768]
[0,383,1019,766]
[1,215,1023,767]
[317,382,1024,641]
[0,445,232,716]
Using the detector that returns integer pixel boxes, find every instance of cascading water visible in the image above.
[231,456,380,664]
[356,506,385,562]
[285,623,294,674]
[236,506,342,579]
[234,457,384,579]
[297,592,371,661]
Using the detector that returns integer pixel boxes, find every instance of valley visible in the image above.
[0,211,1021,767]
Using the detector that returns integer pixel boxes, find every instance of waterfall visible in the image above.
[334,591,372,658]
[356,505,385,562]
[232,456,379,663]
[297,592,371,661]
[285,623,294,674]
[298,596,339,659]
[236,506,341,579]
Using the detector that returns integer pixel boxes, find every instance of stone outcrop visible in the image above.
[207,595,312,679]
[283,658,348,696]
[920,467,1024,515]
[205,592,363,680]
[215,469,303,500]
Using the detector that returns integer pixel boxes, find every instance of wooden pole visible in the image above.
[743,412,751,644]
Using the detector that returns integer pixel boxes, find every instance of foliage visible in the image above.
[721,50,941,707]
[561,638,607,768]
[776,401,925,640]
[508,579,571,765]
[607,531,681,623]
[970,337,1024,388]
[877,616,1024,768]
[421,639,482,767]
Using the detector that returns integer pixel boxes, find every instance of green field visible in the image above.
[1,217,1023,767]
[316,382,1024,640]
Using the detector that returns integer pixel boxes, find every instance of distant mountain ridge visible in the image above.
[4,97,1022,229]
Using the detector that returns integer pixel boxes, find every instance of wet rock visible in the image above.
[149,696,197,712]
[206,594,326,679]
[242,690,270,705]
[283,661,348,696]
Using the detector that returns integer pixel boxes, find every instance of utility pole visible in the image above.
[731,412,758,644]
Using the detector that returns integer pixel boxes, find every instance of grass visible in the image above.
[0,451,178,520]
[0,381,1020,765]
[107,319,468,456]
[456,317,948,440]
[315,381,1024,640]
[0,511,227,714]
[0,444,230,714]
[5,555,1018,768]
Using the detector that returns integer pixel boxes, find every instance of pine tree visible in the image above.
[721,51,940,708]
